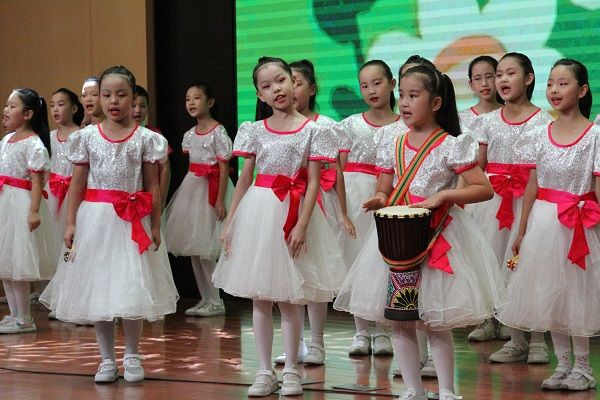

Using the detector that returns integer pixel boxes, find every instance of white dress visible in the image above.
[46,130,75,258]
[164,124,234,259]
[338,113,407,268]
[336,131,506,328]
[458,107,479,135]
[0,133,57,281]
[468,108,553,281]
[498,123,600,337]
[39,125,179,323]
[212,119,346,304]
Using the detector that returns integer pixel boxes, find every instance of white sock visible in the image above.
[191,256,220,304]
[572,335,591,371]
[253,300,274,371]
[95,320,116,360]
[428,328,454,393]
[122,318,144,355]
[391,322,424,393]
[279,302,302,369]
[2,280,17,317]
[12,281,31,322]
[509,328,527,347]
[354,315,369,335]
[307,302,327,347]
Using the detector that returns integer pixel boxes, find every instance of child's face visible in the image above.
[495,57,532,103]
[256,63,295,111]
[51,92,76,126]
[3,91,28,131]
[99,75,135,123]
[398,74,438,128]
[546,65,586,114]
[292,70,315,114]
[131,95,148,125]
[359,65,395,110]
[81,84,102,117]
[469,61,497,102]
[185,86,212,119]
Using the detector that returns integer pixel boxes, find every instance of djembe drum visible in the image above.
[374,206,433,321]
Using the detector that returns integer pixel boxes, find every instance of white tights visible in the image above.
[551,331,590,370]
[95,319,144,361]
[508,328,545,346]
[191,256,220,304]
[354,315,389,336]
[2,280,31,322]
[253,300,301,370]
[306,302,327,347]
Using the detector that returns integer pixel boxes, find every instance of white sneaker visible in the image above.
[184,300,206,316]
[527,342,549,364]
[560,366,596,391]
[281,368,303,396]
[467,319,496,341]
[398,388,427,400]
[248,370,279,396]
[123,353,144,382]
[488,340,528,363]
[94,359,119,383]
[194,301,226,317]
[421,357,437,377]
[274,338,307,364]
[372,334,393,356]
[349,332,371,356]
[541,364,571,390]
[439,388,463,399]
[496,323,511,340]
[303,343,325,365]
[0,317,36,334]
[0,315,15,326]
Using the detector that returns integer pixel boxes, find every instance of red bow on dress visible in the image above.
[49,173,71,213]
[317,168,337,214]
[487,163,531,230]
[189,163,220,207]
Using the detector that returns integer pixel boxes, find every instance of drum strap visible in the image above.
[383,129,452,272]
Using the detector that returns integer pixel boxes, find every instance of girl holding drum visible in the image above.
[363,65,505,400]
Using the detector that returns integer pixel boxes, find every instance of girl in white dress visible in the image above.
[364,65,504,400]
[165,82,233,318]
[499,59,599,392]
[0,88,56,334]
[40,66,178,384]
[80,77,105,126]
[213,57,345,397]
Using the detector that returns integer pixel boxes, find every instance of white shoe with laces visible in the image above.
[0,317,36,334]
[303,343,325,365]
[488,340,528,363]
[439,388,463,399]
[281,368,303,396]
[541,364,571,390]
[94,359,119,383]
[194,301,226,317]
[123,353,144,382]
[184,300,206,316]
[527,342,549,364]
[0,315,15,326]
[274,338,308,364]
[248,370,279,397]
[398,387,427,400]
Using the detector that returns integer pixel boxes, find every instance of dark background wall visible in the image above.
[154,0,238,298]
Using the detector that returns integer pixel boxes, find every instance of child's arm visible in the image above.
[64,164,88,248]
[143,162,161,249]
[288,160,321,258]
[363,172,394,211]
[511,169,538,256]
[215,160,229,221]
[28,172,44,231]
[158,159,171,211]
[339,151,348,170]
[411,166,493,209]
[333,160,356,238]
[478,144,488,171]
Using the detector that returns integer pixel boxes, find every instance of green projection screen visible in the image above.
[236,0,600,123]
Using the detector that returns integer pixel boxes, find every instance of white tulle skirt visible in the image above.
[319,188,348,248]
[342,171,377,267]
[466,192,523,284]
[164,173,233,259]
[335,206,506,329]
[212,186,346,304]
[45,182,69,262]
[39,202,179,324]
[498,200,600,337]
[0,186,58,281]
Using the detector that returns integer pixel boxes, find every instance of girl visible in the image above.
[458,56,503,134]
[80,77,105,126]
[271,60,355,366]
[336,59,403,357]
[40,66,178,383]
[499,59,598,391]
[469,53,553,348]
[0,89,56,334]
[165,82,233,318]
[212,57,345,397]
[364,64,503,400]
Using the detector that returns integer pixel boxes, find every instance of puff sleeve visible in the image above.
[142,129,168,164]
[375,126,399,175]
[66,128,89,165]
[471,115,488,145]
[308,125,338,163]
[181,130,192,154]
[214,126,233,161]
[333,123,352,154]
[27,137,49,172]
[593,126,600,177]
[232,121,256,158]
[445,134,479,174]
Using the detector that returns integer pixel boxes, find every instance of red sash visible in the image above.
[343,162,378,176]
[486,163,532,230]
[189,163,220,207]
[317,167,337,214]
[49,173,71,213]
[84,189,154,254]
[255,168,308,240]
[0,175,47,198]
[537,187,600,269]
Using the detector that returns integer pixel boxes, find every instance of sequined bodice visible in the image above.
[182,125,232,164]
[50,130,74,177]
[0,133,48,179]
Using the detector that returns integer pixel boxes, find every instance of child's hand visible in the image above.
[287,224,307,259]
[363,195,386,211]
[215,200,226,221]
[64,223,76,249]
[151,227,161,250]
[28,210,41,232]
[410,192,447,209]
[342,214,356,239]
[511,233,525,256]
[220,221,233,258]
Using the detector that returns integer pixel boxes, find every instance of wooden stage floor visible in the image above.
[0,297,597,399]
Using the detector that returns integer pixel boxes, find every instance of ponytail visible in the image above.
[14,89,51,155]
